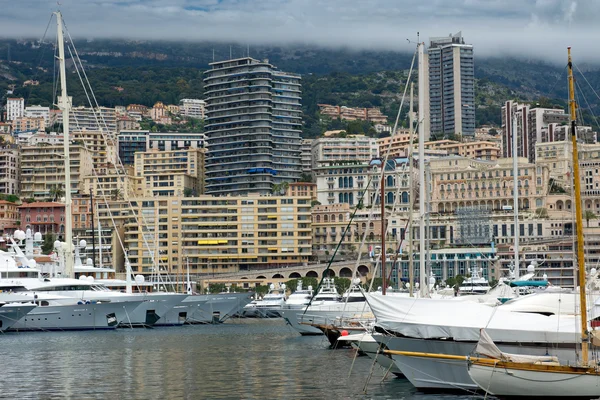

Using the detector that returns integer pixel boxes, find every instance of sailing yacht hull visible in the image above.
[280,303,371,335]
[0,304,36,331]
[468,362,600,399]
[378,336,581,391]
[338,333,403,376]
[9,301,142,331]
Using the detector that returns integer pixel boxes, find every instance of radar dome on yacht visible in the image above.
[33,232,42,241]
[87,276,94,283]
[86,258,93,266]
[25,228,32,237]
[406,283,410,288]
[14,230,25,240]
[79,239,86,248]
[415,283,420,288]
[27,259,37,268]
[590,268,597,276]
[377,286,382,291]
[527,264,535,273]
[543,273,548,281]
[269,283,275,290]
[281,283,286,290]
[54,240,62,250]
[79,275,87,280]
[135,275,145,284]
[308,285,313,290]
[352,278,361,285]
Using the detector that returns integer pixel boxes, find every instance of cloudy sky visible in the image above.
[1,0,597,61]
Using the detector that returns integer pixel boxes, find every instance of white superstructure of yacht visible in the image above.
[458,267,492,295]
[242,283,287,318]
[283,281,314,310]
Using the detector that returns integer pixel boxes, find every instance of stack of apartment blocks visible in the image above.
[318,104,388,124]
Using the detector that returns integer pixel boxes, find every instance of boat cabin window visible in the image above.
[4,271,39,278]
[343,295,366,302]
[40,285,93,291]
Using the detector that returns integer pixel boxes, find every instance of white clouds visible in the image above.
[1,0,598,62]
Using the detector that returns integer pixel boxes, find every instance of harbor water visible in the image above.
[1,319,477,399]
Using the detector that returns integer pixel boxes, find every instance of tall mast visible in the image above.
[381,171,386,295]
[55,11,74,278]
[512,112,520,278]
[408,82,415,297]
[90,189,96,268]
[418,41,426,297]
[568,47,589,365]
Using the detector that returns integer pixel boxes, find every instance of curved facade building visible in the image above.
[203,57,302,195]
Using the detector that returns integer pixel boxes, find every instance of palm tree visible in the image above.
[49,185,65,202]
[110,188,123,201]
[584,210,597,227]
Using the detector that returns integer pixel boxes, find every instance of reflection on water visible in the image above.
[0,320,475,399]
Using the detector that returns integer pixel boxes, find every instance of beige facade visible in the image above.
[429,156,549,214]
[377,136,499,160]
[318,104,388,124]
[20,144,93,200]
[82,166,142,201]
[0,146,19,195]
[71,129,118,170]
[56,106,117,133]
[134,148,205,197]
[311,135,378,169]
[287,182,317,201]
[11,117,45,133]
[0,200,19,232]
[112,195,311,275]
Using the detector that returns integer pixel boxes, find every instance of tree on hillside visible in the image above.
[584,210,597,227]
[41,232,56,255]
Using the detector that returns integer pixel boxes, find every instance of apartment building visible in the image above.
[20,144,93,200]
[311,135,379,170]
[0,145,19,195]
[24,105,50,122]
[427,32,475,138]
[118,130,149,165]
[6,98,24,121]
[377,136,499,160]
[429,155,549,214]
[134,148,205,197]
[179,99,206,119]
[19,202,65,237]
[82,165,142,200]
[55,106,117,132]
[286,182,317,201]
[203,57,302,195]
[0,201,19,232]
[71,129,118,170]
[318,104,388,124]
[301,139,313,176]
[12,117,45,133]
[118,195,312,275]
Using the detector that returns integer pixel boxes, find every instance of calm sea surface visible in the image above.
[0,319,479,399]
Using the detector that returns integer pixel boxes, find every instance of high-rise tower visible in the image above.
[427,32,475,138]
[203,57,302,195]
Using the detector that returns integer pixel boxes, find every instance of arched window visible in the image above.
[387,176,394,187]
[316,215,321,223]
[402,192,409,203]
[339,193,343,203]
[339,214,344,221]
[331,214,336,222]
[338,177,343,188]
[348,177,354,188]
[387,192,394,204]
[348,193,354,205]
[324,215,329,222]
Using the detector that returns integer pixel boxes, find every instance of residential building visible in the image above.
[118,130,149,165]
[0,123,12,134]
[318,104,388,124]
[312,203,358,260]
[203,57,302,195]
[6,98,24,121]
[311,135,379,170]
[0,201,19,233]
[429,155,548,214]
[313,158,413,208]
[150,102,167,121]
[115,105,127,116]
[20,144,93,200]
[71,129,118,170]
[167,104,180,115]
[24,105,50,122]
[19,202,65,237]
[148,132,206,151]
[286,182,317,201]
[82,166,142,201]
[117,195,312,275]
[301,139,313,176]
[529,107,570,146]
[126,104,149,121]
[16,132,63,146]
[11,116,46,133]
[117,116,140,131]
[425,139,500,160]
[179,99,206,119]
[134,148,205,197]
[56,106,117,133]
[427,32,475,138]
[0,145,19,195]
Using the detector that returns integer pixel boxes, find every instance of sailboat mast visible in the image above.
[381,172,387,295]
[568,47,589,365]
[418,42,426,297]
[512,113,520,278]
[90,189,96,268]
[408,83,415,297]
[55,11,74,278]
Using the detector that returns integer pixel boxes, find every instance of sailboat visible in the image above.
[466,47,600,399]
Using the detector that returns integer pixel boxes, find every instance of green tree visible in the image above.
[110,188,124,201]
[299,173,313,183]
[271,182,289,195]
[48,184,65,202]
[333,277,352,294]
[535,207,549,218]
[183,187,195,197]
[41,232,56,255]
[584,210,597,227]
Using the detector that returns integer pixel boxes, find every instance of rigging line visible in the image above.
[575,79,600,132]
[574,62,600,104]
[304,174,374,314]
[354,49,418,294]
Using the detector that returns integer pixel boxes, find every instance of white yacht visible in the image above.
[0,296,36,331]
[283,281,314,309]
[242,283,287,318]
[457,268,492,295]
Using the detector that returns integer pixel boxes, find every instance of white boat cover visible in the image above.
[367,293,584,343]
[476,328,559,363]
